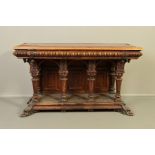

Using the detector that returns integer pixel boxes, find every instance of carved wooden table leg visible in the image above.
[109,62,115,94]
[114,60,125,102]
[87,61,96,102]
[114,60,133,116]
[21,59,41,117]
[59,60,68,102]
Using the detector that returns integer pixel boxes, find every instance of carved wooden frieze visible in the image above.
[14,50,142,58]
[13,43,143,59]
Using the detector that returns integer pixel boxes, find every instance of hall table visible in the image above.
[13,43,142,117]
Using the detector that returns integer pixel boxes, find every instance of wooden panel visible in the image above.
[68,69,87,93]
[41,67,60,93]
[68,61,86,93]
[41,60,109,94]
[41,61,60,93]
[94,62,110,93]
[95,71,109,93]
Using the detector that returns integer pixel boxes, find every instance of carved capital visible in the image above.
[87,61,96,80]
[29,59,40,78]
[115,60,125,79]
[58,60,68,80]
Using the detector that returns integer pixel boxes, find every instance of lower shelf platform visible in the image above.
[33,104,122,111]
[20,93,134,117]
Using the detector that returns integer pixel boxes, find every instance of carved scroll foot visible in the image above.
[21,96,39,117]
[120,104,134,116]
[20,109,36,117]
[27,97,33,104]
[27,95,42,104]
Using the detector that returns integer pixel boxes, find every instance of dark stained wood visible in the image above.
[109,62,115,94]
[58,60,68,102]
[13,43,143,117]
[87,61,96,101]
[115,60,126,102]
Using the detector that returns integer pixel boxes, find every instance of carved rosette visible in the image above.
[114,60,126,102]
[58,60,68,102]
[87,61,96,101]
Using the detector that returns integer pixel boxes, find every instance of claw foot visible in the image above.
[121,104,134,116]
[20,109,36,117]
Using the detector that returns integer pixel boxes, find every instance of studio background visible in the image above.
[0,26,154,97]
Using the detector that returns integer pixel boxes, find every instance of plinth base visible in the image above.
[20,93,134,117]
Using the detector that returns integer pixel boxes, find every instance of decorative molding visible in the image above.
[13,50,142,58]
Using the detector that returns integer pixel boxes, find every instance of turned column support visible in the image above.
[20,59,41,117]
[29,59,41,102]
[58,60,68,102]
[87,61,96,101]
[114,60,126,102]
[109,62,116,94]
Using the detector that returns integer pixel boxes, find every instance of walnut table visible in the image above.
[13,43,142,117]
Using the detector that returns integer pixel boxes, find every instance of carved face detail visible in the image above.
[30,60,40,77]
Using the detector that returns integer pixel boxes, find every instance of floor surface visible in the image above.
[0,96,154,128]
